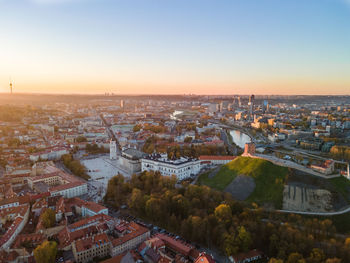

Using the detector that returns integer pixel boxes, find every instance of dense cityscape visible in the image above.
[1,0,350,262]
[0,94,349,263]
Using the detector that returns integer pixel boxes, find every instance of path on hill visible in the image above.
[244,153,341,179]
[277,205,350,216]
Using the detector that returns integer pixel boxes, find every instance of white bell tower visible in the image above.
[110,140,117,160]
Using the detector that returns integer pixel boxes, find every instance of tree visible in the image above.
[76,136,87,142]
[61,154,90,180]
[325,259,341,263]
[102,170,347,261]
[307,248,325,263]
[128,188,144,214]
[236,226,252,252]
[145,197,164,223]
[223,232,238,256]
[184,136,193,143]
[34,241,58,263]
[133,124,142,132]
[214,204,232,225]
[287,252,305,263]
[42,208,56,228]
[345,237,350,247]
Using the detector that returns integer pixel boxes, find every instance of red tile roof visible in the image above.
[112,222,149,247]
[232,249,262,262]
[194,253,215,263]
[0,217,24,247]
[75,233,110,253]
[155,234,192,256]
[199,155,236,161]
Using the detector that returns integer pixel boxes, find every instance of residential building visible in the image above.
[72,233,111,263]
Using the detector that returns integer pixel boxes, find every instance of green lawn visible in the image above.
[198,166,237,191]
[329,176,350,202]
[330,212,350,233]
[198,157,289,208]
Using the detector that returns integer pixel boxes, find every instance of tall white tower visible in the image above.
[110,140,117,160]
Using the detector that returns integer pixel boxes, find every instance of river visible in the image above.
[229,130,251,149]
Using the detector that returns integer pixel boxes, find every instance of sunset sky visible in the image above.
[0,0,350,95]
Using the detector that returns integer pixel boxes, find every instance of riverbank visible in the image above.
[229,129,252,149]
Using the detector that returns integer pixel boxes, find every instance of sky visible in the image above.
[0,0,350,95]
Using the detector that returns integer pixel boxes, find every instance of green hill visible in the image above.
[198,156,289,208]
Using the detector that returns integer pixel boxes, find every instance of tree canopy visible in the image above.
[104,171,349,261]
[34,241,58,263]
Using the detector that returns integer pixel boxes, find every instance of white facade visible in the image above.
[199,156,236,167]
[110,140,117,160]
[0,205,30,250]
[0,201,19,210]
[51,183,88,198]
[141,154,200,180]
[29,148,68,162]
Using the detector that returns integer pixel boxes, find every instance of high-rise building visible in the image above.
[9,81,13,94]
[248,95,255,119]
[207,103,218,114]
[110,140,117,160]
[120,100,124,110]
[262,100,269,113]
[220,101,229,112]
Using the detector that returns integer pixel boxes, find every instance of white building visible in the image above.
[29,147,69,162]
[50,182,88,198]
[199,155,236,167]
[119,148,146,174]
[0,204,30,249]
[0,197,20,209]
[141,153,200,180]
[110,140,117,160]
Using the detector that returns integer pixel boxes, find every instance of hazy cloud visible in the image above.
[30,0,86,3]
[0,0,89,4]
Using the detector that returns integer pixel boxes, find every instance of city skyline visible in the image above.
[1,0,350,95]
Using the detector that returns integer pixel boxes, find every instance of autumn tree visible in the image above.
[307,248,325,263]
[325,259,341,263]
[287,252,305,263]
[236,226,252,252]
[34,241,57,263]
[214,204,232,225]
[269,259,284,263]
[42,208,56,228]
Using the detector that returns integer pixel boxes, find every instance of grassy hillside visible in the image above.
[198,156,289,208]
[329,176,350,202]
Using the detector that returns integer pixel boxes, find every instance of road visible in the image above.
[220,130,237,155]
[99,113,121,154]
[247,153,341,179]
[274,144,349,166]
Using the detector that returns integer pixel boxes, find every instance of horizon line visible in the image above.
[0,92,350,97]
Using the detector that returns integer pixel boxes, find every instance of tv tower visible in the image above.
[9,80,13,94]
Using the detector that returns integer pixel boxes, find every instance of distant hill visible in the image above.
[198,156,289,208]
